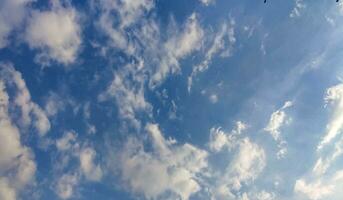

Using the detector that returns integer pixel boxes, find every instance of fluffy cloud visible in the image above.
[97,0,154,53]
[79,147,103,181]
[118,123,208,199]
[54,131,103,199]
[294,179,334,200]
[264,101,293,158]
[0,0,32,48]
[209,121,246,152]
[44,92,66,117]
[0,80,36,199]
[25,4,81,65]
[211,138,266,199]
[56,173,79,200]
[224,138,266,191]
[239,190,275,200]
[0,63,50,136]
[208,122,266,199]
[56,131,77,152]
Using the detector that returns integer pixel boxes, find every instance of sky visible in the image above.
[1,0,343,200]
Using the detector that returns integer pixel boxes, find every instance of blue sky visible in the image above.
[1,0,343,199]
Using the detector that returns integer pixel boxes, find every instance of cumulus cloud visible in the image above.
[294,179,334,200]
[44,92,66,117]
[211,138,266,199]
[224,138,266,191]
[0,80,36,199]
[56,131,77,152]
[239,190,275,200]
[0,63,50,136]
[25,4,81,65]
[264,101,293,158]
[117,123,208,199]
[0,0,32,48]
[97,0,154,54]
[209,121,247,152]
[295,168,343,200]
[79,147,103,181]
[54,131,103,198]
[56,173,79,200]
[208,122,266,199]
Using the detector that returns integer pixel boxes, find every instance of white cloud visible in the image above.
[79,147,103,181]
[318,83,343,150]
[98,62,151,129]
[25,5,81,65]
[239,190,275,200]
[264,101,293,159]
[188,18,235,91]
[294,85,343,200]
[0,80,36,199]
[117,123,208,199]
[209,94,218,104]
[289,0,306,18]
[54,132,103,198]
[0,63,50,136]
[255,190,276,200]
[0,178,16,200]
[209,121,247,152]
[151,13,204,87]
[56,131,77,152]
[0,0,32,48]
[199,0,215,6]
[313,136,343,176]
[44,92,65,117]
[96,4,205,132]
[56,173,79,200]
[209,122,266,199]
[97,0,154,54]
[211,138,266,199]
[295,179,334,200]
[225,138,266,191]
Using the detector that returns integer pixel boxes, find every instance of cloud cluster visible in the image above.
[0,75,36,200]
[0,0,33,48]
[209,124,266,199]
[54,131,103,199]
[97,2,204,129]
[294,83,343,200]
[264,101,293,159]
[0,63,50,136]
[25,4,81,65]
[118,123,208,199]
